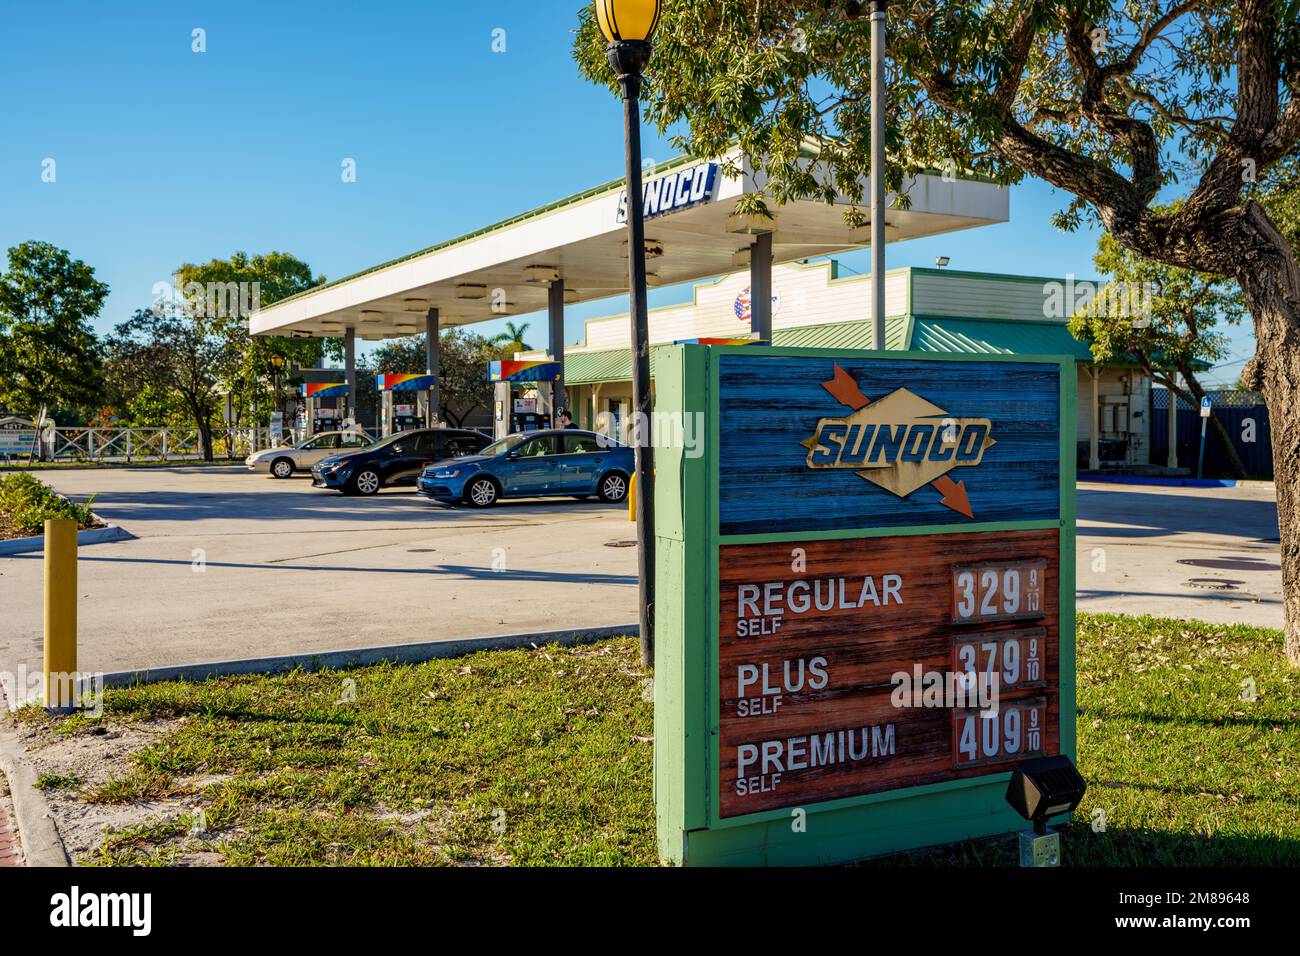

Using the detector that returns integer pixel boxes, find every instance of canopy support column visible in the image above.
[549,279,567,419]
[426,307,441,427]
[344,327,356,427]
[750,231,773,341]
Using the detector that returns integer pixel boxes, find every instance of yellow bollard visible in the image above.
[628,468,654,521]
[43,518,78,712]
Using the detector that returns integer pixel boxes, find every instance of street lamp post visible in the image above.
[870,0,887,350]
[597,0,661,668]
[270,354,284,415]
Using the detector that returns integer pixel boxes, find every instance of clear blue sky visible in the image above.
[0,0,1252,384]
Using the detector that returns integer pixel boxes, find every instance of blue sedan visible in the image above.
[418,429,634,507]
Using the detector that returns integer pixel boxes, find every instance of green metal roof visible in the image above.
[772,316,911,351]
[909,317,1094,360]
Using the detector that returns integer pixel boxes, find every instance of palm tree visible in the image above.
[494,321,531,350]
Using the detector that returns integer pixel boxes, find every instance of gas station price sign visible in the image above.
[653,346,1075,866]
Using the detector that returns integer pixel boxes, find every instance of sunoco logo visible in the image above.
[800,363,994,518]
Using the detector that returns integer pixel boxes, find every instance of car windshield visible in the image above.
[366,432,414,451]
[480,434,528,457]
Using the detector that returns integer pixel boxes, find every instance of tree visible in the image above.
[106,307,225,460]
[173,252,328,436]
[575,0,1300,663]
[368,330,509,427]
[0,241,108,422]
[494,320,532,351]
[1068,225,1249,475]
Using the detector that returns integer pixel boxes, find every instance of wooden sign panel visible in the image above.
[717,354,1061,535]
[651,346,1074,866]
[719,529,1060,817]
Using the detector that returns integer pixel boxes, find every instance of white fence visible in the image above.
[1,426,281,463]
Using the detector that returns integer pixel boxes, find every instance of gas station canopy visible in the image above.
[247,145,1008,341]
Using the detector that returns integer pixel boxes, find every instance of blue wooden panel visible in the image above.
[718,354,1061,535]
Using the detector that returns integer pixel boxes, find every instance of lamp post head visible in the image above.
[598,0,660,80]
[595,0,661,44]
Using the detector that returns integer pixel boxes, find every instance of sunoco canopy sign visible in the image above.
[616,162,719,223]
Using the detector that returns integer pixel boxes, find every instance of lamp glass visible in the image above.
[595,0,661,43]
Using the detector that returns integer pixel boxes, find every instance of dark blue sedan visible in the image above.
[417,429,634,507]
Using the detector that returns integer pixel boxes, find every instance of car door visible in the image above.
[557,432,604,492]
[503,434,561,495]
[385,431,432,485]
[293,433,338,468]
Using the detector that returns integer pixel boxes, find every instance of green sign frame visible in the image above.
[653,344,1077,866]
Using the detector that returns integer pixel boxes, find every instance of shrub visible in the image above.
[0,473,99,535]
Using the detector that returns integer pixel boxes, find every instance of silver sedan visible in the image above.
[245,430,375,478]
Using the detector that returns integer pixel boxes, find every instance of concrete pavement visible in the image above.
[1076,479,1282,628]
[0,468,1283,694]
[0,466,639,689]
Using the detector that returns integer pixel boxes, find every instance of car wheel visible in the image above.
[270,457,294,479]
[599,472,629,503]
[465,477,499,508]
[352,469,382,496]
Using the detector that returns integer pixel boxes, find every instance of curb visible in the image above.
[1079,474,1238,488]
[92,623,642,689]
[0,723,71,867]
[0,518,134,557]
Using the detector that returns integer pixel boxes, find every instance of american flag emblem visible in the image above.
[734,286,752,323]
[735,285,778,323]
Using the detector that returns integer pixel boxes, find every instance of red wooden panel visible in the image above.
[718,529,1060,818]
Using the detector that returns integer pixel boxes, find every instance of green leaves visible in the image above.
[0,241,109,417]
[0,473,99,536]
[572,0,1296,271]
[1067,210,1244,373]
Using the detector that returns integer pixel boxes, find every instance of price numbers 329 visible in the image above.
[952,559,1047,624]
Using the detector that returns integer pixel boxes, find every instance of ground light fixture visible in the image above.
[598,0,661,668]
[1004,754,1088,866]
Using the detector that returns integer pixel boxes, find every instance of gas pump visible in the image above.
[301,382,349,435]
[376,373,438,436]
[314,407,343,433]
[487,360,562,436]
[392,401,421,433]
[510,396,550,433]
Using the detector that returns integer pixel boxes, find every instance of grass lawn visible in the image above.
[18,614,1300,866]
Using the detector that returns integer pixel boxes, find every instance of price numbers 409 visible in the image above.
[954,697,1047,767]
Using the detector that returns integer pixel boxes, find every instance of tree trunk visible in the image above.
[1234,204,1300,665]
[197,417,214,462]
